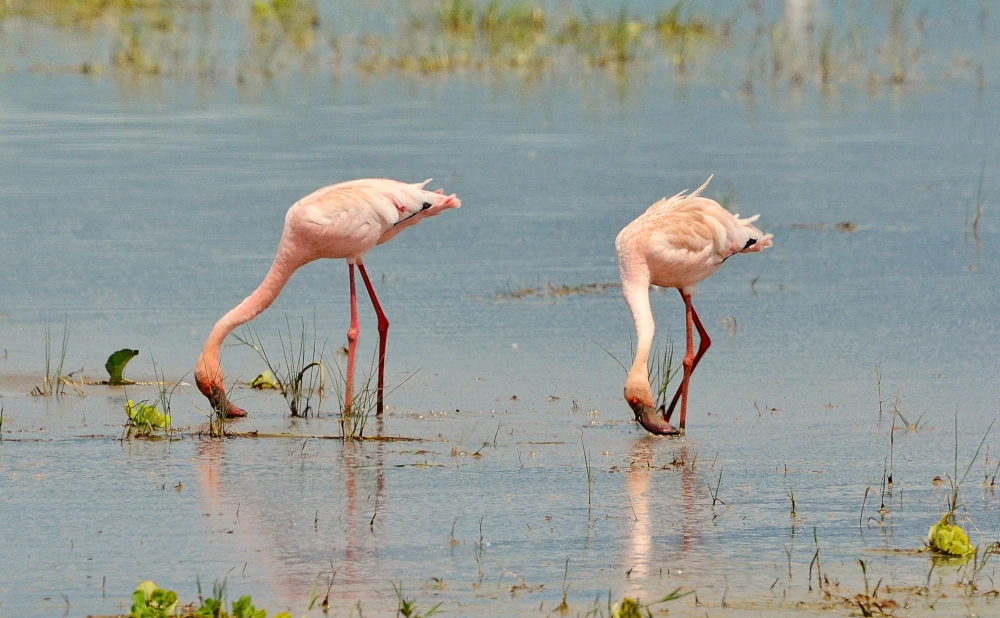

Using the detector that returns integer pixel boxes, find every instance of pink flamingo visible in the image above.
[616,177,772,435]
[195,178,461,418]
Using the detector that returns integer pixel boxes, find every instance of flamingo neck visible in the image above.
[622,279,655,403]
[196,249,301,399]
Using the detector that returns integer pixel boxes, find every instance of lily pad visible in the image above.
[125,400,171,430]
[928,513,975,556]
[106,348,139,385]
[250,370,281,390]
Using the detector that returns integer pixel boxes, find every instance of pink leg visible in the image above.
[357,263,388,417]
[664,291,711,430]
[344,264,360,415]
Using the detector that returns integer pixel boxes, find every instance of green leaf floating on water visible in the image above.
[130,580,178,618]
[232,595,267,618]
[250,370,280,390]
[125,400,171,429]
[106,348,139,385]
[612,598,642,618]
[928,513,975,556]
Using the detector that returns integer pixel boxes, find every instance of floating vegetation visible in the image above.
[604,589,691,618]
[106,348,139,386]
[249,370,281,390]
[927,513,975,556]
[496,282,619,300]
[130,580,177,618]
[124,399,171,438]
[128,578,292,618]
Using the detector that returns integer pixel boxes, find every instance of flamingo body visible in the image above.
[616,176,772,435]
[195,178,460,418]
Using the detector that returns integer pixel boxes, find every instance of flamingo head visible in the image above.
[625,375,680,436]
[194,358,246,419]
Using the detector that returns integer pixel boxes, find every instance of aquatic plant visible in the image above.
[237,317,326,418]
[708,465,724,507]
[130,580,178,618]
[31,317,71,397]
[559,7,644,67]
[150,355,181,422]
[111,20,162,75]
[927,513,974,556]
[884,0,920,85]
[249,370,280,390]
[655,1,713,41]
[648,339,678,415]
[391,581,441,618]
[229,595,267,618]
[250,0,321,55]
[106,348,139,385]
[580,430,593,508]
[479,1,546,50]
[0,0,136,28]
[124,399,171,438]
[437,0,475,37]
[808,527,823,591]
[587,589,691,618]
[555,558,570,613]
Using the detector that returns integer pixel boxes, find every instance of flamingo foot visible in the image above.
[629,401,682,436]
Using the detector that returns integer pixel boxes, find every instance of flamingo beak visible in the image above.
[204,382,246,418]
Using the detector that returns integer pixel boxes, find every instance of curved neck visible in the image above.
[623,280,655,382]
[196,249,301,387]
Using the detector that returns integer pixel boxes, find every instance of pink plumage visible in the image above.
[616,176,772,435]
[195,178,461,419]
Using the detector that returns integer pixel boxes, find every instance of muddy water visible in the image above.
[2,1,1000,616]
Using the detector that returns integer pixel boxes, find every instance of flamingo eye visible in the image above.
[628,396,639,405]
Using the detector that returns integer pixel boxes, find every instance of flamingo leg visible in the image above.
[344,264,360,415]
[663,291,711,430]
[357,263,388,417]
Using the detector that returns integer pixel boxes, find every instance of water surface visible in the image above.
[2,1,1000,615]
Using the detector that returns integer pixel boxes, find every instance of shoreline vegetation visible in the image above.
[0,0,987,97]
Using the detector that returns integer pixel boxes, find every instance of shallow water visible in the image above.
[2,1,1000,616]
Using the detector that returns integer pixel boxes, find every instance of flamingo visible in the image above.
[195,178,461,419]
[616,176,772,435]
